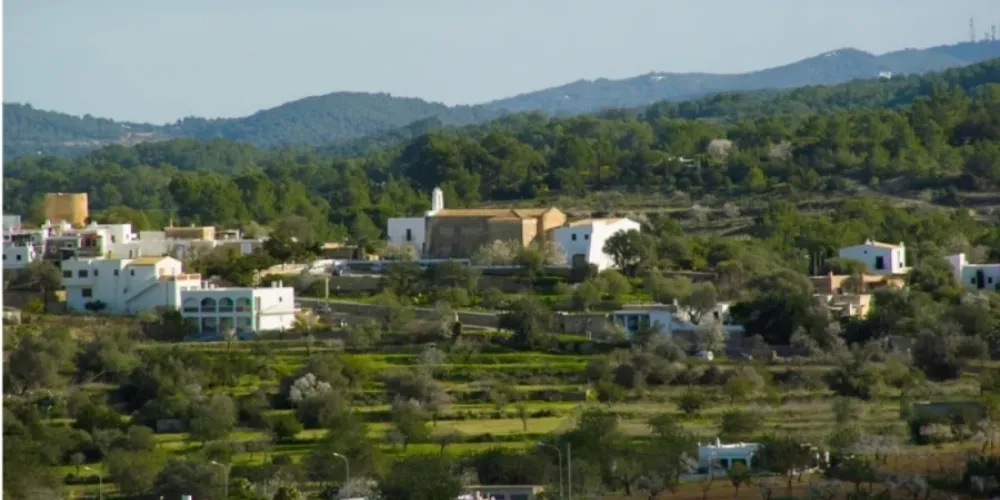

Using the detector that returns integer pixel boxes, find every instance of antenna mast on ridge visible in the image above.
[970,17,977,42]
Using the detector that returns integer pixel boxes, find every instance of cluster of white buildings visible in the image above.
[837,238,999,292]
[3,218,264,272]
[59,255,298,334]
[4,198,296,335]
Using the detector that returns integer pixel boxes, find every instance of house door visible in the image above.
[874,256,885,270]
[571,254,587,267]
[976,269,986,289]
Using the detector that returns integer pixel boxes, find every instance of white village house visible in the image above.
[552,217,641,271]
[609,303,743,341]
[698,438,760,471]
[838,239,909,275]
[180,281,298,335]
[947,253,1000,292]
[61,256,201,314]
[60,255,297,333]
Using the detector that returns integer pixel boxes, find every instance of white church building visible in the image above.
[386,187,444,259]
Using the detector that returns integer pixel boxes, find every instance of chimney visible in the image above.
[432,187,445,212]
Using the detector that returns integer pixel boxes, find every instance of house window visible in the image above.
[114,269,120,276]
[201,297,217,313]
[405,228,412,242]
[584,234,589,240]
[82,288,93,298]
[972,277,977,284]
[130,269,135,276]
[182,298,199,313]
[571,234,577,241]
[218,297,234,313]
[235,297,252,312]
[93,269,99,277]
[15,254,21,261]
[78,270,88,278]
[874,256,885,270]
[2,254,5,260]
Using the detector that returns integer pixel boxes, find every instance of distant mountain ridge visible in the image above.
[483,41,1000,115]
[5,40,1000,158]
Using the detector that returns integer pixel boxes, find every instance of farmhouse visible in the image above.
[698,438,760,471]
[947,253,1000,292]
[838,239,909,275]
[552,217,641,270]
[609,303,743,343]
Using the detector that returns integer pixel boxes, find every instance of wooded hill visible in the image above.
[5,41,999,158]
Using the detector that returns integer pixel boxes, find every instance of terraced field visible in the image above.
[54,335,992,498]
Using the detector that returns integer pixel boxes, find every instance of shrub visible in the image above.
[676,390,706,417]
[268,414,303,442]
[719,409,760,441]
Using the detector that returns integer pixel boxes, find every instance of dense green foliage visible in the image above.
[6,61,1000,245]
[6,42,999,158]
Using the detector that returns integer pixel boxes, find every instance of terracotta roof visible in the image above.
[432,207,558,219]
[129,256,168,266]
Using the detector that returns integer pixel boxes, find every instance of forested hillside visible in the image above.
[2,94,498,159]
[484,40,1000,115]
[5,41,999,158]
[5,59,1000,263]
[2,104,169,158]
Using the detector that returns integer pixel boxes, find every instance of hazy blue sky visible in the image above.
[5,0,999,123]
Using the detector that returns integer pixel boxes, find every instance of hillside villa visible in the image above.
[947,253,1000,292]
[838,239,910,275]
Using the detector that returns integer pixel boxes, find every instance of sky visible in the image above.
[4,0,1000,124]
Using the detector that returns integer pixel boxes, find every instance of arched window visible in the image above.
[218,297,234,313]
[200,297,217,313]
[182,297,199,313]
[235,297,252,312]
